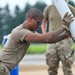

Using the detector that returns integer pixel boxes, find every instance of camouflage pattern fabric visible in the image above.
[46,40,74,75]
[0,62,10,75]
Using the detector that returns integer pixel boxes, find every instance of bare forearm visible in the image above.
[25,27,66,43]
[49,33,68,43]
[47,27,65,41]
[39,27,66,43]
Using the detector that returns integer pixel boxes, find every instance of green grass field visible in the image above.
[0,44,47,54]
[27,44,47,54]
[0,43,75,54]
[0,45,3,50]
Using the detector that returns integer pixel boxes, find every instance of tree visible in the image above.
[0,4,12,43]
[68,0,75,7]
[33,1,47,13]
[3,4,13,34]
[0,7,4,43]
[33,1,47,33]
[0,1,47,44]
[14,5,21,16]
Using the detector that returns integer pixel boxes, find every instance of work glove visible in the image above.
[62,12,74,31]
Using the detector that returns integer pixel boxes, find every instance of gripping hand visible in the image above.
[62,12,74,30]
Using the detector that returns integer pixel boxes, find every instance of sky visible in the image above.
[0,0,75,12]
[0,0,52,10]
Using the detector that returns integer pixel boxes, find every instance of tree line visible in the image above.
[0,0,75,44]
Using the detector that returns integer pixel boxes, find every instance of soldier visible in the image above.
[41,0,75,75]
[0,8,74,75]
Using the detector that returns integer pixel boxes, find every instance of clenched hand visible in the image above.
[62,12,74,30]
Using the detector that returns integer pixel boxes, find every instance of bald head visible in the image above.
[25,8,44,20]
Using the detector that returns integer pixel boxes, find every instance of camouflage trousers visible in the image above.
[0,61,10,75]
[46,40,74,75]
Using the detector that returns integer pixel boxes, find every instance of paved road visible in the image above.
[19,54,46,65]
[19,54,75,65]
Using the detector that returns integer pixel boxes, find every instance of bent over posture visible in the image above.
[0,8,74,75]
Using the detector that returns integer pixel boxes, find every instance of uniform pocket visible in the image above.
[0,63,10,75]
[0,67,6,75]
[65,50,74,66]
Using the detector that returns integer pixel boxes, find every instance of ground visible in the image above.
[19,64,75,75]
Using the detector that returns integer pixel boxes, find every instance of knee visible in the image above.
[0,63,10,75]
[0,67,9,75]
[65,50,74,66]
[46,53,59,66]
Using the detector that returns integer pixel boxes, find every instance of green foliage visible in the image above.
[0,45,3,50]
[0,1,47,44]
[27,44,47,54]
[72,43,75,50]
[0,44,47,54]
[68,0,75,7]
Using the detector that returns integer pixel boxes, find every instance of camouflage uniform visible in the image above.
[0,61,10,75]
[43,4,75,75]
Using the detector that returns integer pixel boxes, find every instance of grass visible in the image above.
[0,44,47,54]
[27,43,47,54]
[1,43,75,54]
[27,43,75,54]
[0,45,3,50]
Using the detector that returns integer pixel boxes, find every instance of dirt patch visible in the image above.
[19,65,75,75]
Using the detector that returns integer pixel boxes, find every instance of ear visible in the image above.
[28,16,32,22]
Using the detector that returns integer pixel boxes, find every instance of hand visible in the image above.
[62,12,74,30]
